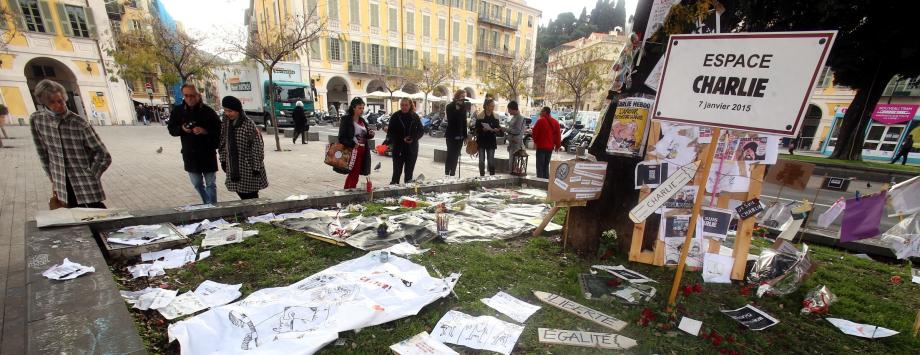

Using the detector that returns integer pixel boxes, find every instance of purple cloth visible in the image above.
[839,191,887,243]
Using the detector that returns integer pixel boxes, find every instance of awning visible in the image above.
[366,91,390,98]
[391,90,412,98]
[132,98,172,106]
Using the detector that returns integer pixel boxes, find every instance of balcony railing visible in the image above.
[475,44,513,58]
[477,14,517,30]
[348,63,400,75]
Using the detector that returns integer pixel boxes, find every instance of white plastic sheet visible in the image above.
[195,280,242,308]
[390,332,459,355]
[121,287,178,310]
[42,258,94,280]
[168,253,459,354]
[159,291,208,320]
[826,318,898,338]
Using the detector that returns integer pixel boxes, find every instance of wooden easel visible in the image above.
[534,200,587,252]
[628,123,765,281]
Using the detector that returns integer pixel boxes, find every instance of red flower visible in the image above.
[711,333,723,346]
[606,278,621,287]
[638,307,656,326]
[693,283,703,293]
[891,275,903,285]
[682,285,693,296]
[740,284,753,296]
[726,335,735,344]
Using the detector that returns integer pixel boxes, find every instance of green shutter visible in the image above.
[84,6,96,38]
[37,0,55,34]
[5,0,25,29]
[53,2,72,36]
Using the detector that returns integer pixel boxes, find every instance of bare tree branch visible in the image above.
[549,47,607,115]
[482,53,534,102]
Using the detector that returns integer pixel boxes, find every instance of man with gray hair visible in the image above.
[30,79,112,208]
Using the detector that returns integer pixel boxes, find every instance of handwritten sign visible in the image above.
[538,328,637,350]
[735,198,763,220]
[721,305,779,330]
[390,332,459,355]
[629,160,699,223]
[432,310,523,355]
[548,160,608,202]
[533,291,627,331]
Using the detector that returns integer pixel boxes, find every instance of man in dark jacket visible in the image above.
[168,84,221,204]
[292,101,308,144]
[444,90,468,176]
[891,134,913,165]
[387,98,424,184]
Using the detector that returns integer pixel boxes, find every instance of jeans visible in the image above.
[536,149,553,179]
[445,138,463,176]
[478,147,496,176]
[391,143,419,184]
[292,129,307,143]
[188,172,217,204]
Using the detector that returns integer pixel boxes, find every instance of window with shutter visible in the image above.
[350,41,361,64]
[62,5,91,38]
[328,0,338,20]
[349,0,360,25]
[370,44,380,65]
[452,21,459,42]
[438,18,445,40]
[466,24,473,44]
[388,7,397,32]
[406,11,414,34]
[422,15,430,37]
[369,3,379,27]
[329,38,341,61]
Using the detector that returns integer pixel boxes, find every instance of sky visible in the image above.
[159,0,639,53]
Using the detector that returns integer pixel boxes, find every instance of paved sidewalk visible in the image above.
[0,124,565,351]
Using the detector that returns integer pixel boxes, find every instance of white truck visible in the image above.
[215,62,315,126]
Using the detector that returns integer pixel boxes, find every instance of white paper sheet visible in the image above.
[202,228,259,249]
[678,316,703,336]
[390,332,459,355]
[127,263,166,279]
[41,258,94,280]
[141,246,198,269]
[664,237,707,267]
[121,287,178,310]
[176,222,202,236]
[246,213,277,224]
[432,310,524,355]
[706,161,752,193]
[176,204,216,211]
[592,265,656,283]
[159,291,208,320]
[817,198,846,228]
[195,280,242,308]
[826,318,899,338]
[702,253,733,283]
[168,253,459,354]
[888,175,920,216]
[480,291,541,323]
[912,269,920,284]
[380,242,429,256]
[198,251,211,261]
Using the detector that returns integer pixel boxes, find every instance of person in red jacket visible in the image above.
[530,107,561,178]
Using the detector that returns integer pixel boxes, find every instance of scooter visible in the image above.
[427,117,448,138]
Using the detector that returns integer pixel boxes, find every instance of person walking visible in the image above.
[891,135,914,165]
[219,96,268,199]
[504,101,526,172]
[387,98,424,184]
[531,107,561,179]
[444,90,468,176]
[168,84,221,205]
[292,101,308,144]
[474,99,502,176]
[338,97,374,189]
[0,103,10,140]
[30,79,112,208]
[137,104,148,125]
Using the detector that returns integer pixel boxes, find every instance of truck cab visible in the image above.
[265,80,315,127]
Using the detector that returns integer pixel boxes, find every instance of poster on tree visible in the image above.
[606,97,654,157]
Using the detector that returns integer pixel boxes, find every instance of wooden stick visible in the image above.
[667,128,721,309]
[533,206,561,237]
[914,310,920,337]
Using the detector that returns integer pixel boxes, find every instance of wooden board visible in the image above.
[533,291,627,331]
[538,328,637,350]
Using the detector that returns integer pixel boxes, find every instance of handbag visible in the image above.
[324,143,354,170]
[49,191,67,210]
[465,136,478,156]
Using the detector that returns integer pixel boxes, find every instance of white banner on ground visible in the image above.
[653,31,836,136]
[168,252,459,354]
[432,310,524,355]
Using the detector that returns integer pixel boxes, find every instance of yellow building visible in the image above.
[110,0,177,107]
[545,31,626,112]
[247,0,540,112]
[0,0,135,125]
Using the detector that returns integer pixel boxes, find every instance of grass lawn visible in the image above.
[113,209,920,354]
[780,153,920,175]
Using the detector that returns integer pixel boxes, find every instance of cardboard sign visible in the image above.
[533,291,627,331]
[629,160,699,223]
[548,160,608,202]
[764,160,815,190]
[538,328,637,350]
[820,176,850,191]
[653,31,836,136]
[721,305,780,330]
[736,198,763,220]
[607,97,654,157]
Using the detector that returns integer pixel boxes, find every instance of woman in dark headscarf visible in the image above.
[338,97,374,189]
[219,96,268,199]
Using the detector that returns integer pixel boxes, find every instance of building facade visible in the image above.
[0,0,136,125]
[247,0,540,113]
[544,31,626,112]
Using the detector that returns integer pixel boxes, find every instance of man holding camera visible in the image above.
[444,90,469,176]
[168,84,221,204]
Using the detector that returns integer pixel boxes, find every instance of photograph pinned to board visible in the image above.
[706,161,752,193]
[700,207,734,240]
[653,126,700,169]
[664,237,708,267]
[660,213,691,241]
[721,305,780,330]
[635,161,669,188]
[662,185,698,210]
[606,98,654,157]
[713,132,779,164]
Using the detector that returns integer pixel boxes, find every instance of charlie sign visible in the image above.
[653,31,836,136]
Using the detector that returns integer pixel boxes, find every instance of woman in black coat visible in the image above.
[219,96,268,199]
[474,99,502,176]
[386,98,424,184]
[292,101,308,144]
[338,97,374,189]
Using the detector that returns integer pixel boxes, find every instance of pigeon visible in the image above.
[416,174,426,182]
[156,146,163,154]
[374,162,382,171]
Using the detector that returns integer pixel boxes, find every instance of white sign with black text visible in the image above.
[653,32,836,136]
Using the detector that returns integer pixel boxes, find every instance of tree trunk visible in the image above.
[268,71,282,151]
[829,69,895,160]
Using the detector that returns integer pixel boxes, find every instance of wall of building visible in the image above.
[545,32,625,112]
[0,0,135,125]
